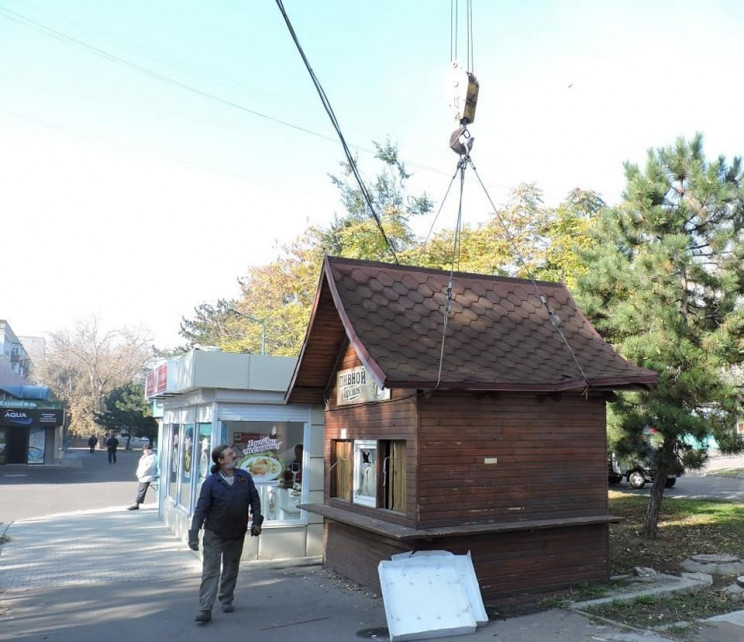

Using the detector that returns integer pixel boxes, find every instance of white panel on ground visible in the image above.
[378,558,478,641]
[389,551,488,627]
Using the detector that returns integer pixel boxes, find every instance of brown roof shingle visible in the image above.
[285,256,657,403]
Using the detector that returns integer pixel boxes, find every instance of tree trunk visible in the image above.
[643,437,676,539]
[643,469,666,539]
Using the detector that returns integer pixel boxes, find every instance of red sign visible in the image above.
[145,363,168,398]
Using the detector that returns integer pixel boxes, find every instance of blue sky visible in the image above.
[2,0,743,349]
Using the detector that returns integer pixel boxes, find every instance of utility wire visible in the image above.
[274,0,399,264]
[0,6,334,142]
[0,6,483,186]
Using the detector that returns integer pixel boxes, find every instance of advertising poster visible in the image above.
[27,427,46,464]
[232,432,284,486]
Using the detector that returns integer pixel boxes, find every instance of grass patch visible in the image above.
[707,468,744,477]
[608,491,744,576]
[0,522,11,545]
[537,581,612,609]
[584,592,730,637]
[594,492,744,637]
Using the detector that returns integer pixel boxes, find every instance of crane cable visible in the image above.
[450,0,474,73]
[436,2,591,393]
[275,0,400,264]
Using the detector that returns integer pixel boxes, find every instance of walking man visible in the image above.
[188,444,263,624]
[87,434,98,453]
[127,444,157,510]
[105,433,119,464]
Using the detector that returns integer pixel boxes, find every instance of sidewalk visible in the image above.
[0,506,738,641]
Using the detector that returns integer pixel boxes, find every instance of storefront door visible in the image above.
[4,426,28,464]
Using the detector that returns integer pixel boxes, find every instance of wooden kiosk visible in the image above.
[286,256,656,602]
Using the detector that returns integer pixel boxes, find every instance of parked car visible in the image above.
[608,453,624,485]
[129,435,152,448]
[607,451,681,489]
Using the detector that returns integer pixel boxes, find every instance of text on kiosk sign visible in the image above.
[337,366,390,406]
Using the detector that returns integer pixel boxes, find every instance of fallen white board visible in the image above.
[391,551,488,627]
[378,559,477,641]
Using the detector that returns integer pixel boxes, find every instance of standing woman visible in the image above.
[127,444,158,510]
[188,444,263,624]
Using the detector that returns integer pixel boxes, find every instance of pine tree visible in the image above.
[577,134,744,538]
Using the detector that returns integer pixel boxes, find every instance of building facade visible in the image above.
[0,320,63,465]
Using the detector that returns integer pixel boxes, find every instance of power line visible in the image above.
[0,5,461,182]
[0,6,334,142]
[274,0,399,264]
[0,4,510,247]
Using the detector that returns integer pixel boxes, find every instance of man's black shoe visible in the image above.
[221,603,234,613]
[127,505,139,511]
[195,610,211,623]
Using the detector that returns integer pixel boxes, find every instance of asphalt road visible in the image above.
[0,447,153,523]
[2,450,743,526]
[611,453,744,501]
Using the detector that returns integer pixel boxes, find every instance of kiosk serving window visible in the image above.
[332,439,406,512]
[222,420,305,523]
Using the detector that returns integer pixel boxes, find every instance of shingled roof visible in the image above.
[285,256,657,404]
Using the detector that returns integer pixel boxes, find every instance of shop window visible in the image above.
[197,422,212,484]
[179,424,195,509]
[332,439,406,512]
[223,421,305,522]
[167,423,180,501]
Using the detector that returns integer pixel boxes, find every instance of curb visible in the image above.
[568,573,707,612]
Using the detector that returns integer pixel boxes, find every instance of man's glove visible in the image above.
[250,515,263,537]
[187,529,199,551]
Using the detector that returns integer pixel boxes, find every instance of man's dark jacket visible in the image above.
[190,469,262,539]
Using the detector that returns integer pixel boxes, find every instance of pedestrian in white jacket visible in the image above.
[127,444,158,510]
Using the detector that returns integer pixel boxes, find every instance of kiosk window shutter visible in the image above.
[385,440,407,512]
[332,440,353,502]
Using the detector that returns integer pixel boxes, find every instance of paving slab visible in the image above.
[0,506,739,642]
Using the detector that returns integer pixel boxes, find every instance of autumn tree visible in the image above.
[576,134,744,539]
[535,189,605,289]
[35,317,153,436]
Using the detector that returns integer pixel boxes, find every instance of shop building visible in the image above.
[0,386,64,465]
[286,256,657,603]
[0,320,63,465]
[146,349,324,562]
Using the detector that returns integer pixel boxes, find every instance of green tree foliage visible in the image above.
[413,183,549,276]
[95,382,158,448]
[323,140,432,260]
[179,299,237,349]
[535,189,605,290]
[576,134,744,539]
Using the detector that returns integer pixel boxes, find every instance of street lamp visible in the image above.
[230,310,266,356]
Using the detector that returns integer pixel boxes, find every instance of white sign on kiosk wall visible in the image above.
[336,366,390,406]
